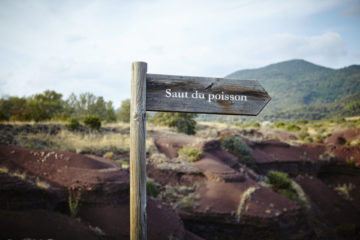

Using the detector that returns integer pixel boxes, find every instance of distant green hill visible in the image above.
[226,59,360,120]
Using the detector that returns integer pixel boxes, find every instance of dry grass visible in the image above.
[36,177,50,189]
[236,186,259,223]
[10,171,27,180]
[196,121,238,139]
[291,180,310,210]
[334,183,356,201]
[147,123,175,132]
[15,129,131,153]
[0,166,9,174]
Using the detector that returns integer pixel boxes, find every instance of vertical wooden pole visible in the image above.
[130,61,147,240]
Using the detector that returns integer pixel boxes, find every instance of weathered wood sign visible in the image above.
[130,62,270,240]
[146,74,271,115]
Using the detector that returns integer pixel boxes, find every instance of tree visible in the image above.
[90,96,106,119]
[105,101,117,122]
[0,96,32,121]
[117,99,130,122]
[66,93,108,119]
[28,90,64,121]
[150,112,197,135]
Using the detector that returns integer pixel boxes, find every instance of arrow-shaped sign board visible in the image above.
[146,74,271,115]
[130,62,271,240]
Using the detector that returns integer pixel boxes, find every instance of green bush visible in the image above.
[83,115,101,130]
[66,118,80,131]
[146,179,159,197]
[221,136,255,169]
[178,146,203,162]
[266,170,292,190]
[150,112,197,135]
[285,124,301,131]
[275,121,285,128]
[278,188,298,201]
[304,136,313,143]
[252,122,260,128]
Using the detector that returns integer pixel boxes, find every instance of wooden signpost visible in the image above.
[130,61,271,240]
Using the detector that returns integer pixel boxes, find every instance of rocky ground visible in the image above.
[0,122,360,239]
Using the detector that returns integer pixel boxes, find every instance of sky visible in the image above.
[0,0,359,107]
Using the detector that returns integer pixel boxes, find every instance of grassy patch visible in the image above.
[178,146,203,162]
[15,129,130,155]
[115,159,128,165]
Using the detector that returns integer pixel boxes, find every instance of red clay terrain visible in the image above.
[152,129,360,240]
[153,135,311,240]
[0,143,202,240]
[1,123,360,239]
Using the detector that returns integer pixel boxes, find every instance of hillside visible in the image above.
[226,59,360,120]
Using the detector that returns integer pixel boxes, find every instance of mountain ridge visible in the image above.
[225,59,360,120]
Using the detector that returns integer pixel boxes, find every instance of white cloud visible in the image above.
[0,0,358,106]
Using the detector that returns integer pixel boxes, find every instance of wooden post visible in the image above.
[130,61,147,240]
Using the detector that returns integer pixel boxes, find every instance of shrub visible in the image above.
[178,146,203,162]
[222,136,255,169]
[176,196,195,211]
[252,122,260,128]
[304,136,313,143]
[297,130,309,141]
[66,118,80,131]
[285,124,301,131]
[314,134,323,143]
[266,170,292,190]
[146,179,159,197]
[297,119,308,124]
[68,187,82,218]
[83,115,101,130]
[275,121,285,128]
[150,112,197,135]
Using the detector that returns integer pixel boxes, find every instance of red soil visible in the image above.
[0,143,202,240]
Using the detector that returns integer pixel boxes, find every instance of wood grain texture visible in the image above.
[130,62,147,240]
[146,74,271,116]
